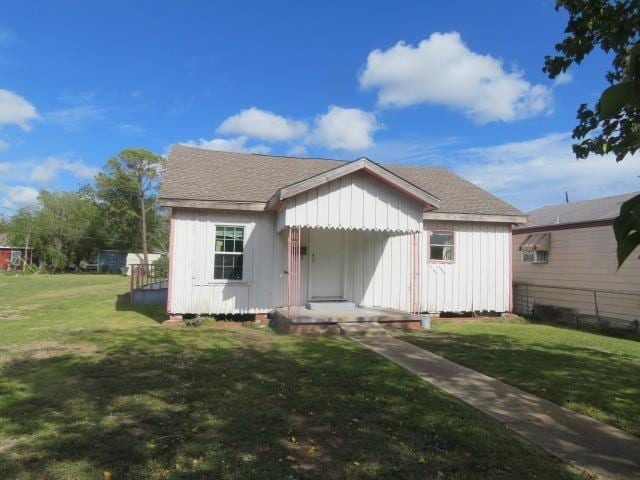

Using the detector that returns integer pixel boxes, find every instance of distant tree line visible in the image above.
[0,148,167,272]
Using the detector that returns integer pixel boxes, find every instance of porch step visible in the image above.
[338,321,389,337]
[306,301,357,311]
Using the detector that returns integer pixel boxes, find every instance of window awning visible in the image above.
[519,232,550,251]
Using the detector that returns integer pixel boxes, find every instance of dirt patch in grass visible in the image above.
[0,312,25,321]
[0,340,100,365]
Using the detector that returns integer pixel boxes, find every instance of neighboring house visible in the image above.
[126,252,164,275]
[0,235,32,271]
[160,145,526,316]
[512,192,640,329]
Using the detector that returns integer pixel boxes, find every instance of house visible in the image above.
[160,145,526,323]
[512,192,640,331]
[0,235,32,271]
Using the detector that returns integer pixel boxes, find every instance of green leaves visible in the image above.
[613,193,640,268]
[599,82,640,119]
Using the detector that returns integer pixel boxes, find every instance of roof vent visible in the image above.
[555,216,560,224]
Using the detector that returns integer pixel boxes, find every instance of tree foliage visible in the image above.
[544,0,640,266]
[92,149,166,265]
[2,148,168,272]
[7,191,104,272]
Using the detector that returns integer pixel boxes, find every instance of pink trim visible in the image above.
[427,229,456,264]
[286,227,302,316]
[167,209,177,313]
[408,232,422,314]
[509,227,513,312]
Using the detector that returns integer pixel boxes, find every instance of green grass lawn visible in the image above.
[0,274,587,479]
[404,319,640,438]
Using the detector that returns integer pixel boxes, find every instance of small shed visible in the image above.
[97,250,127,273]
[125,252,164,275]
[0,245,32,270]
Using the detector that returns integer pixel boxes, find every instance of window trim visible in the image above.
[213,225,245,282]
[428,229,455,264]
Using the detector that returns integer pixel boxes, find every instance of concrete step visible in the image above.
[306,301,357,311]
[338,321,389,337]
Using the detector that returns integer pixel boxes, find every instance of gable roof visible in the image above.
[515,191,639,230]
[266,156,440,211]
[160,145,524,219]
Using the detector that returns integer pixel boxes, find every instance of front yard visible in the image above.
[0,274,586,479]
[404,319,640,438]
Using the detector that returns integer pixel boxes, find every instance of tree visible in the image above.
[544,0,640,266]
[93,149,165,265]
[7,191,103,272]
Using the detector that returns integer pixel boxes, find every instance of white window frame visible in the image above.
[429,230,455,263]
[522,249,548,264]
[213,225,245,281]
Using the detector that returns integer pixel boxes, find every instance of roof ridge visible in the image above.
[532,191,640,212]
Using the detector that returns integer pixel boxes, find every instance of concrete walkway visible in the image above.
[349,334,640,480]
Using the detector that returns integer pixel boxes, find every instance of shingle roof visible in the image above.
[515,191,639,230]
[160,145,523,217]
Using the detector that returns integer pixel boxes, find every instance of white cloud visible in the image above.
[308,106,380,151]
[0,89,40,130]
[286,144,308,157]
[1,186,39,209]
[217,107,308,141]
[0,162,10,174]
[30,156,99,185]
[181,135,271,154]
[0,139,9,152]
[359,32,552,123]
[452,132,640,211]
[115,123,145,136]
[553,71,572,86]
[45,104,105,131]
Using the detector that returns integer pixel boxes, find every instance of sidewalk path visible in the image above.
[349,334,640,480]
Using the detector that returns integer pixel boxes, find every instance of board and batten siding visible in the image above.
[342,221,511,313]
[168,209,512,314]
[169,209,285,314]
[424,221,511,313]
[512,225,640,322]
[277,170,423,233]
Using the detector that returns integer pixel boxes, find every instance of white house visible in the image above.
[159,145,526,320]
[512,192,640,331]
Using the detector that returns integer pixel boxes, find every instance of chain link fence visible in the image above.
[514,282,640,337]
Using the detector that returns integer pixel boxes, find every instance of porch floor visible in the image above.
[271,306,421,334]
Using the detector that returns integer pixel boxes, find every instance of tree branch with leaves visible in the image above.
[544,0,640,266]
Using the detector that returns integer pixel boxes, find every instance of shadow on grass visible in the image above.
[0,327,585,480]
[115,292,166,324]
[404,330,640,438]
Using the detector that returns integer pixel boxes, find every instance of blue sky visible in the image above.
[1,0,639,213]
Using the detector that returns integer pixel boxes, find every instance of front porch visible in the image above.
[271,303,422,334]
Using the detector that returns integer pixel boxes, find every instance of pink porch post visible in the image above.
[409,231,421,315]
[287,227,302,316]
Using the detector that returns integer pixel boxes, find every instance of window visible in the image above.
[522,249,548,263]
[519,232,550,264]
[430,231,454,261]
[214,226,244,280]
[9,250,21,266]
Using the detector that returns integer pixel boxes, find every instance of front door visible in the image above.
[309,229,344,299]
